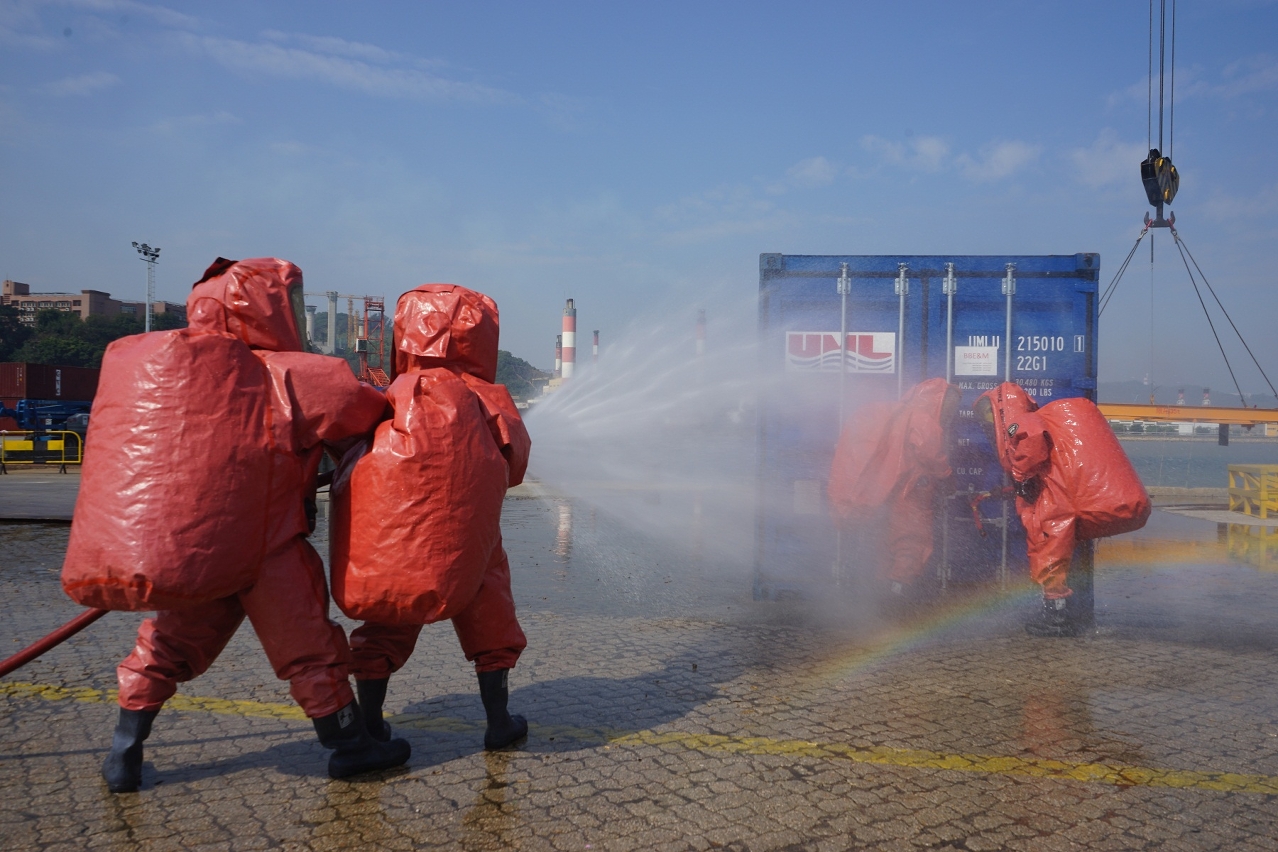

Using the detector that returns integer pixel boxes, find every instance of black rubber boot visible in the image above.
[1024,596,1083,638]
[355,678,392,743]
[477,669,528,750]
[102,708,159,793]
[313,700,411,779]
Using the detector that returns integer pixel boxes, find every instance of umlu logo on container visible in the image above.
[786,331,896,373]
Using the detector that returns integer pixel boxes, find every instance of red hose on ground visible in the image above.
[0,608,108,678]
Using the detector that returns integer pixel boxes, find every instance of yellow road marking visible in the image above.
[6,680,1277,795]
[0,681,306,720]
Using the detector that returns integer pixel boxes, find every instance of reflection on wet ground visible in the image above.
[3,480,1278,850]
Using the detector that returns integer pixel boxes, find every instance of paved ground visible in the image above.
[3,478,1278,851]
[0,466,80,521]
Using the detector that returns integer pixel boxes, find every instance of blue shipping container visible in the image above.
[755,252,1101,601]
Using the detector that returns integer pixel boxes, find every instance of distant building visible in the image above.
[118,299,187,322]
[2,280,186,325]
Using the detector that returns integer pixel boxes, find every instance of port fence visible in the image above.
[0,430,83,473]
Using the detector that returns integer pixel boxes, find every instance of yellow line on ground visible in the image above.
[0,681,306,720]
[6,681,1277,795]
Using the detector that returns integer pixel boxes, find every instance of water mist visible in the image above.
[525,294,764,577]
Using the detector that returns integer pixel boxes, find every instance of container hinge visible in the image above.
[837,262,851,296]
[1001,263,1016,296]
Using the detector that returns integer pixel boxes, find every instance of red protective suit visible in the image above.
[827,379,957,584]
[978,382,1151,599]
[341,284,529,677]
[65,258,386,716]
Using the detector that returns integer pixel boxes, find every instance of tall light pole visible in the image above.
[834,262,851,585]
[132,242,161,332]
[836,262,851,425]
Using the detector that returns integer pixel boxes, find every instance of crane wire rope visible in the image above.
[1175,233,1278,400]
[1098,230,1146,316]
[1150,234,1156,400]
[1148,0,1168,396]
[1157,0,1167,152]
[1169,0,1175,159]
[1171,234,1248,407]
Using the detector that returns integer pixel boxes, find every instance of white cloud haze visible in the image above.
[785,156,839,187]
[40,70,119,96]
[1070,130,1148,188]
[176,33,513,104]
[862,135,1039,181]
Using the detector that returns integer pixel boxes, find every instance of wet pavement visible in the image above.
[3,480,1278,850]
[0,466,79,521]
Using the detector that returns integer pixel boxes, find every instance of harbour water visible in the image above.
[1118,436,1278,489]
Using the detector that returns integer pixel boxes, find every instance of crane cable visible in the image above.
[1098,228,1147,316]
[1174,232,1278,400]
[1169,0,1175,160]
[1170,232,1248,407]
[1158,0,1167,152]
[1104,0,1272,406]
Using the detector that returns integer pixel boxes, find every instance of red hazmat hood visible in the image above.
[393,284,500,382]
[188,257,305,353]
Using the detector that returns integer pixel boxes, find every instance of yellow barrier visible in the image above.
[0,430,83,473]
[1229,464,1278,519]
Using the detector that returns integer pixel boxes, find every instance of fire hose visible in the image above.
[0,607,108,678]
[967,486,1015,537]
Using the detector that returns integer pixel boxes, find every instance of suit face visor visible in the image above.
[973,396,997,445]
[289,285,309,350]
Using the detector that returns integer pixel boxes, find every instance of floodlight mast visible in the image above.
[132,241,161,332]
[836,262,851,425]
[833,262,852,586]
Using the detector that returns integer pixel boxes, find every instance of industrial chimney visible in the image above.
[561,299,577,379]
[325,291,339,354]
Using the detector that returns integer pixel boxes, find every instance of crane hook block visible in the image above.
[1141,148,1180,207]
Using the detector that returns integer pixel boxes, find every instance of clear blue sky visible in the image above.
[3,1,1277,393]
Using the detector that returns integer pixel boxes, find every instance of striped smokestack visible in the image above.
[695,309,706,357]
[592,330,599,363]
[554,334,562,378]
[561,298,577,379]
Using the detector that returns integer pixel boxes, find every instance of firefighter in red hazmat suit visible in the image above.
[330,284,530,750]
[974,382,1151,637]
[828,378,963,600]
[62,258,410,791]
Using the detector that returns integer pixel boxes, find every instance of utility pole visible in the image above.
[132,242,160,332]
[836,262,851,425]
[834,262,851,585]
